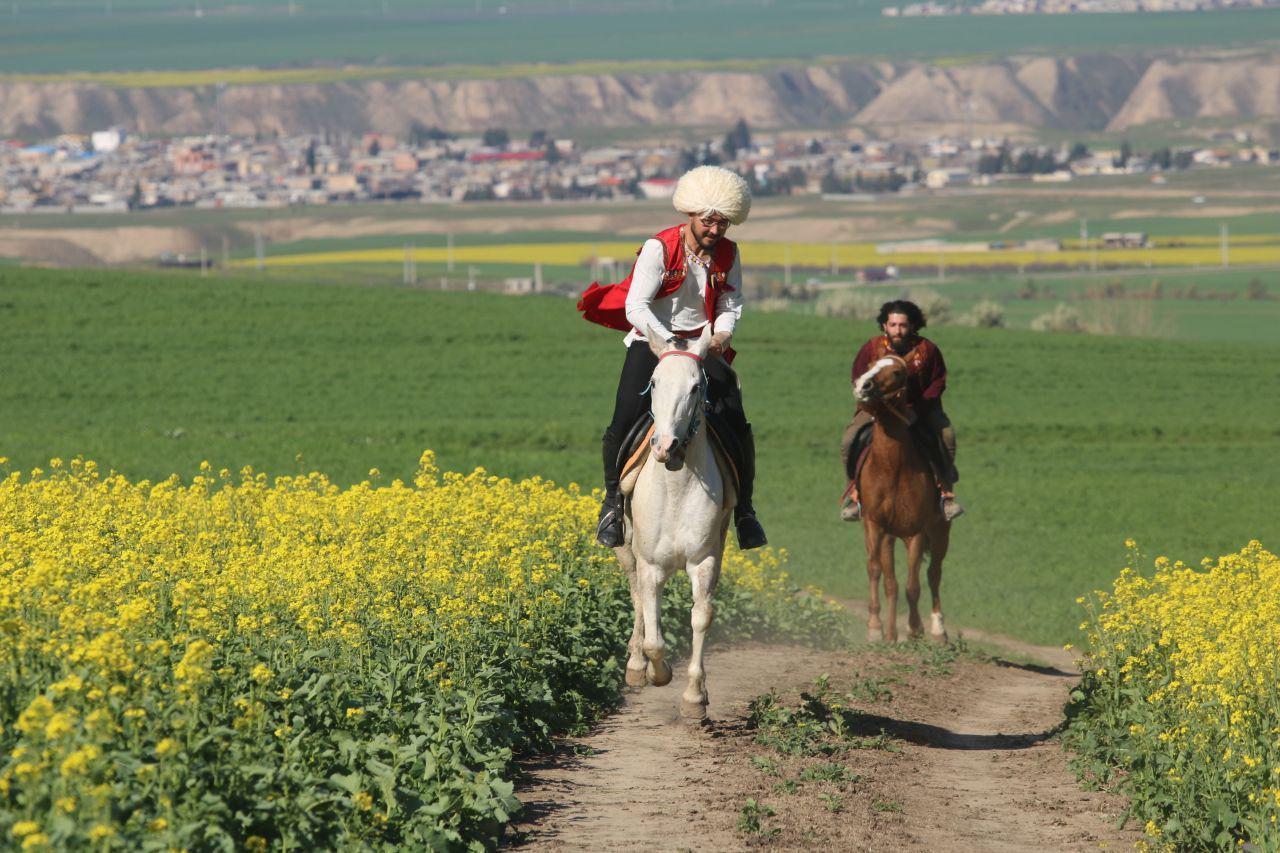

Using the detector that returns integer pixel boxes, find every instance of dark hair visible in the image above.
[877,299,926,331]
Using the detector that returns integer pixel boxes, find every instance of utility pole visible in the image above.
[937,250,945,282]
[468,265,476,291]
[200,246,208,278]
[1221,222,1229,269]
[446,232,454,272]
[254,226,264,274]
[829,241,837,276]
[534,262,542,293]
[784,245,792,289]
[221,235,230,269]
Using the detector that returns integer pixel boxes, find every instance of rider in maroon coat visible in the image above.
[841,299,963,522]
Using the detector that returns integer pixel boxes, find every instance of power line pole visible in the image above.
[784,245,792,289]
[446,232,454,272]
[1221,222,1229,269]
[254,226,264,274]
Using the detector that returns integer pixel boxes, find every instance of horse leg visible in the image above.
[905,535,926,640]
[880,535,900,643]
[927,522,951,644]
[617,546,648,688]
[680,553,718,719]
[864,521,886,643]
[637,556,672,686]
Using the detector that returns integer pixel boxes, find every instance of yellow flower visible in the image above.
[20,834,49,850]
[88,825,115,841]
[245,836,268,852]
[55,797,76,813]
[59,745,100,776]
[345,707,364,719]
[43,712,76,740]
[155,738,180,757]
[16,696,54,735]
[11,822,39,838]
[147,818,168,832]
[353,791,374,811]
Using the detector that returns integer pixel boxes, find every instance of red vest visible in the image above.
[577,225,738,335]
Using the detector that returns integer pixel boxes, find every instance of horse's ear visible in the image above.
[693,324,713,358]
[644,325,668,358]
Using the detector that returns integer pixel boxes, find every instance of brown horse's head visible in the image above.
[853,354,909,407]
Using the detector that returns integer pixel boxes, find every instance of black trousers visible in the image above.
[601,341,753,508]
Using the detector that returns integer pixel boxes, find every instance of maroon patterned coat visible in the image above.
[851,335,947,416]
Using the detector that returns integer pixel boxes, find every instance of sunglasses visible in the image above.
[696,216,730,230]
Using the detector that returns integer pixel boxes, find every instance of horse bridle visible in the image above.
[645,349,709,454]
[860,353,912,426]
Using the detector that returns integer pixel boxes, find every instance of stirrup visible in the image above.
[940,495,965,522]
[841,499,862,522]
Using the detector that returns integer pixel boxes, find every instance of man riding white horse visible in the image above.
[578,165,767,551]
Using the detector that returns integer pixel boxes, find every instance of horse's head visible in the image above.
[645,325,711,471]
[853,354,909,407]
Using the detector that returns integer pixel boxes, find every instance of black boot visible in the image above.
[733,425,767,550]
[595,489,625,548]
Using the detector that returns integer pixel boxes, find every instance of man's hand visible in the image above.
[708,331,732,357]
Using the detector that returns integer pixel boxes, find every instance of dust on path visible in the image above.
[507,636,1138,851]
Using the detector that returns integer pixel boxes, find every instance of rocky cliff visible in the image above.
[1,51,1276,137]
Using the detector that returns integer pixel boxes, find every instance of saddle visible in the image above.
[846,418,957,492]
[617,411,740,510]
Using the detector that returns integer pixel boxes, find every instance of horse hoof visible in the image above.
[648,659,673,687]
[680,699,708,720]
[867,628,884,644]
[625,667,648,689]
[929,631,950,645]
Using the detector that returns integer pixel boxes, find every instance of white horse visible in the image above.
[615,325,736,719]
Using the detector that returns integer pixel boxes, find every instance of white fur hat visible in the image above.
[672,165,752,226]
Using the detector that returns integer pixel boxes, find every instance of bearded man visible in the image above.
[840,299,964,522]
[578,165,767,550]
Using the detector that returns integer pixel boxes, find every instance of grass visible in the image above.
[0,2,1277,75]
[0,266,1276,645]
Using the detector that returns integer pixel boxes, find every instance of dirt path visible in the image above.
[507,636,1139,851]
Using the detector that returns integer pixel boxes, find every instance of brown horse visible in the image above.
[851,354,951,644]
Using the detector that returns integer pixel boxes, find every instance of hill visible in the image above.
[3,49,1280,137]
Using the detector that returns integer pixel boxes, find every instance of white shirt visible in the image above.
[623,237,744,346]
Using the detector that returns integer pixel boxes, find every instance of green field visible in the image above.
[1,265,1275,646]
[0,1,1277,74]
[807,267,1280,344]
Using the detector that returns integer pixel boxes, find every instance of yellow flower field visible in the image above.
[1067,542,1280,850]
[0,453,844,849]
[237,240,1280,273]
